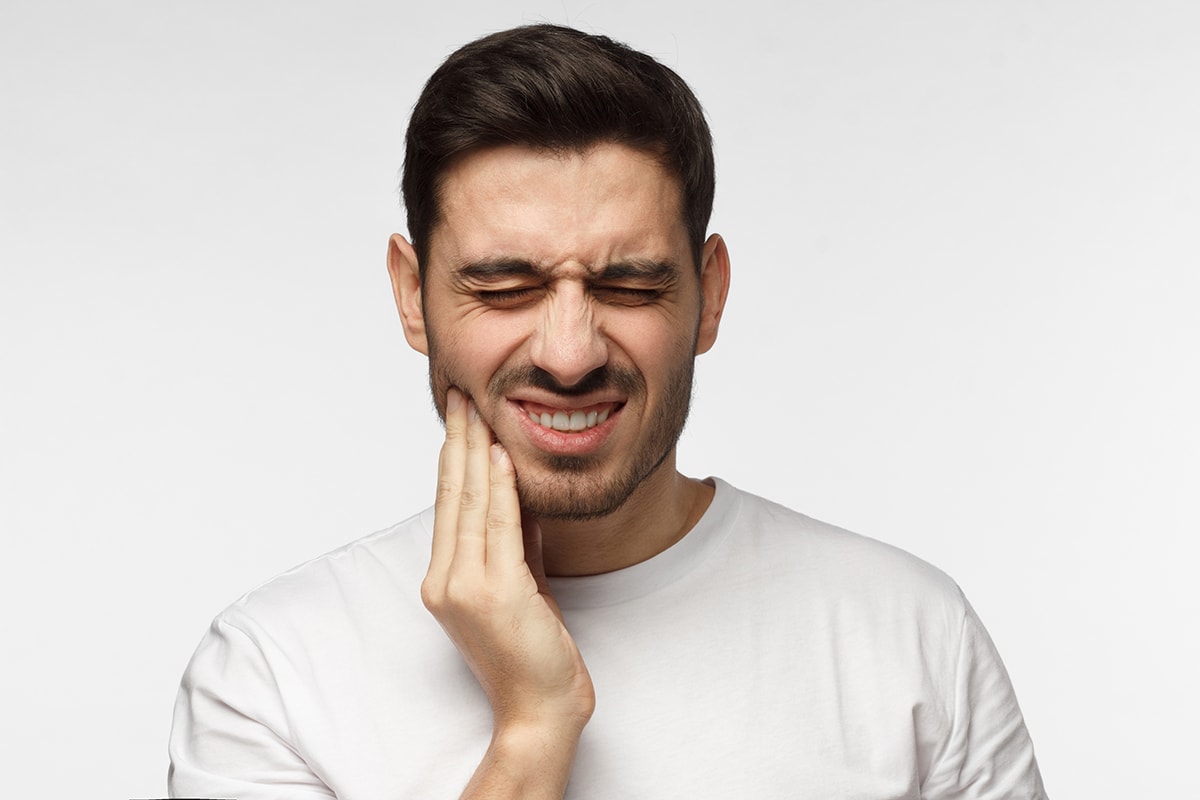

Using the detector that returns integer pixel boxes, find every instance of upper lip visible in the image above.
[507,389,627,411]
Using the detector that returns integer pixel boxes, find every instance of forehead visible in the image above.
[428,143,689,273]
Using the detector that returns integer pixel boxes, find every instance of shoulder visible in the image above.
[719,480,969,623]
[176,507,450,710]
[214,508,435,639]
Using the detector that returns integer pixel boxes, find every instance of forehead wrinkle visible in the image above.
[431,143,690,277]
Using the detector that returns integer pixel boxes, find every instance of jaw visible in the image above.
[509,440,678,525]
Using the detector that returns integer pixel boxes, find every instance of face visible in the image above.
[390,143,728,520]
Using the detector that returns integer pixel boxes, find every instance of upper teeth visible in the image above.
[529,408,611,432]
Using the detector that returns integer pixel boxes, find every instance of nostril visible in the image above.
[529,329,609,388]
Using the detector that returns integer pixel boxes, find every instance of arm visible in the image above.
[921,597,1047,799]
[422,388,595,799]
[168,617,337,799]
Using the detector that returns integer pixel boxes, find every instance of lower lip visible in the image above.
[507,400,621,455]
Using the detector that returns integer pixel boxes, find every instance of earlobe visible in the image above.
[695,233,730,355]
[386,233,429,355]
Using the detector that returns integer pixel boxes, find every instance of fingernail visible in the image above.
[467,399,478,422]
[490,443,506,464]
[446,387,462,413]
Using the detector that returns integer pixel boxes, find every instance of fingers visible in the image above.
[486,443,525,570]
[429,386,467,578]
[451,393,492,570]
[434,388,523,568]
[429,387,526,584]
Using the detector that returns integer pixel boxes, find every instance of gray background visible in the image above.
[2,0,1197,796]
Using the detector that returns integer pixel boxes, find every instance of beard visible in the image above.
[426,340,696,521]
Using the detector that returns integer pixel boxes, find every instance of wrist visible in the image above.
[492,702,592,754]
[462,717,588,799]
[490,674,596,735]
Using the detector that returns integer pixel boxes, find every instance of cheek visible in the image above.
[432,312,529,385]
[610,310,698,367]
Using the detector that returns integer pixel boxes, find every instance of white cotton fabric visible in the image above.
[168,479,1046,799]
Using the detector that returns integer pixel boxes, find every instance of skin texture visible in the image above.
[387,143,731,797]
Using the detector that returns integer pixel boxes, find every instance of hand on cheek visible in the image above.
[421,386,595,740]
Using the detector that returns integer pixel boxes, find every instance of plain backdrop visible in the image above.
[2,0,1197,796]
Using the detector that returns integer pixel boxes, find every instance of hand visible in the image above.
[421,387,594,795]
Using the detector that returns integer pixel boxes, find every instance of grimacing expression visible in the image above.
[393,143,726,520]
[430,337,697,521]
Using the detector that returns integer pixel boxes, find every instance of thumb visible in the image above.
[521,511,548,585]
[521,513,566,622]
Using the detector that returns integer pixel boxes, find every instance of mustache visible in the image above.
[489,364,643,398]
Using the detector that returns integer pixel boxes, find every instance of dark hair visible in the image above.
[401,24,715,276]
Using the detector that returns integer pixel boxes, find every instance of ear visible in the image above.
[694,233,731,355]
[386,233,429,355]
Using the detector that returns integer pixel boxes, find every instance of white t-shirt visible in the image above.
[169,479,1046,799]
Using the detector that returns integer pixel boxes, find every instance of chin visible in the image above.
[510,462,621,520]
[513,444,673,522]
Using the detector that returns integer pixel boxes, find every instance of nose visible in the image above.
[529,281,608,388]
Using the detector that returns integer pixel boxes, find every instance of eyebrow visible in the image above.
[454,259,540,281]
[595,259,680,283]
[454,258,680,283]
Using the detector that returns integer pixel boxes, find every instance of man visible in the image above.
[169,24,1046,799]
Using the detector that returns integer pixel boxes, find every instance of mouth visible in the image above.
[519,401,622,433]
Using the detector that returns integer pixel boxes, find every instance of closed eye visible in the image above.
[594,286,663,305]
[476,287,540,306]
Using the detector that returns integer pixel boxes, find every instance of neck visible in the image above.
[536,455,714,577]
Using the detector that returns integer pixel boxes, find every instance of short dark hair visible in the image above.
[401,24,715,276]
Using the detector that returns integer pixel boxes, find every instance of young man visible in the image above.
[169,25,1046,799]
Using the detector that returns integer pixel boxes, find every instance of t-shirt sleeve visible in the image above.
[168,615,335,800]
[921,597,1048,799]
